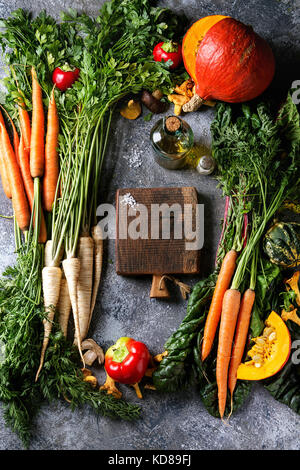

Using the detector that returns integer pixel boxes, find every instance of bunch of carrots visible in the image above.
[0,67,103,381]
[201,246,256,419]
[202,189,286,419]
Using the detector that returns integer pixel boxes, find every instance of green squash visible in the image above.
[263,222,300,268]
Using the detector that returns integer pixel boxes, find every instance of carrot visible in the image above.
[0,123,30,231]
[74,236,94,344]
[90,224,103,323]
[63,257,85,365]
[30,67,44,178]
[202,249,237,361]
[43,88,59,212]
[0,110,12,198]
[12,122,20,167]
[0,153,11,199]
[0,106,21,167]
[35,266,62,381]
[18,100,31,152]
[216,288,241,419]
[19,134,47,243]
[228,288,255,401]
[57,277,72,337]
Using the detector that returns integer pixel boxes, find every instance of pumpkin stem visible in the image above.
[182,94,203,112]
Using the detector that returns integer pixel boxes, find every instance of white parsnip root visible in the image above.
[35,266,62,381]
[44,239,63,268]
[63,257,84,364]
[74,236,94,344]
[57,277,71,337]
[44,240,53,268]
[89,225,103,326]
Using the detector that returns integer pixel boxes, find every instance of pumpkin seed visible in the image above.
[268,332,276,341]
[252,354,263,363]
[255,337,265,345]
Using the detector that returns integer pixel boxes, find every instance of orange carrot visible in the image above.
[0,152,11,199]
[19,134,47,242]
[19,135,34,205]
[0,123,30,231]
[1,106,21,167]
[216,288,241,419]
[0,111,11,198]
[202,249,237,361]
[30,67,44,178]
[228,289,255,398]
[43,88,59,212]
[12,122,20,167]
[18,100,31,152]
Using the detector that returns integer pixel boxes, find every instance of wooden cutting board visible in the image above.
[116,187,201,298]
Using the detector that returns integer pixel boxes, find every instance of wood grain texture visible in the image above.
[116,187,201,275]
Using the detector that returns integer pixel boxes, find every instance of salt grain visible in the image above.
[123,143,142,168]
[120,193,137,208]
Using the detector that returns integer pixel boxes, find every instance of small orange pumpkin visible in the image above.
[237,311,291,381]
[182,16,275,107]
[182,15,229,81]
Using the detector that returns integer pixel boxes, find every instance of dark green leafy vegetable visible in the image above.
[264,321,300,414]
[250,259,282,337]
[153,273,217,392]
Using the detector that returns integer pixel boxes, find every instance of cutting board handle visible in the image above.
[150,275,170,298]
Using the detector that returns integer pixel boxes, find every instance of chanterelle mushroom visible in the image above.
[285,271,300,306]
[100,374,122,399]
[281,308,300,327]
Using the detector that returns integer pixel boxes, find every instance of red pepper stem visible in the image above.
[161,41,178,53]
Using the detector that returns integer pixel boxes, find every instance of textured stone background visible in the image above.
[0,0,299,451]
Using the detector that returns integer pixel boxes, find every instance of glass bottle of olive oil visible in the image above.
[150,116,194,169]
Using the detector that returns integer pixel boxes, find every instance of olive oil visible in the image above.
[150,116,194,169]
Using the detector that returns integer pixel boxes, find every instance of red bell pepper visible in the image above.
[105,337,150,384]
[153,41,182,70]
[52,65,80,91]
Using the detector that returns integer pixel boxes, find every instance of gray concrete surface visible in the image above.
[0,0,300,451]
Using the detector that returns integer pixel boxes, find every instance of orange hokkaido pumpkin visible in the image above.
[182,16,275,105]
[182,15,229,82]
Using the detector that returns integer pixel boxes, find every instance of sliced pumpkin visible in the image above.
[182,15,229,81]
[237,311,291,381]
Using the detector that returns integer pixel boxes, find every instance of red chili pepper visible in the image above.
[52,65,80,91]
[105,337,150,384]
[153,41,182,70]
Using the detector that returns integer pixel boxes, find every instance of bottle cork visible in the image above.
[165,116,181,133]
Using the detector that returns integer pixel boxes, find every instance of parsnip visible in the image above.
[44,240,53,267]
[74,236,94,343]
[57,277,71,337]
[35,266,62,381]
[63,257,84,364]
[89,225,103,326]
